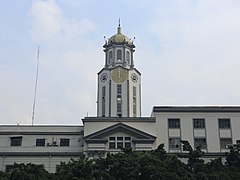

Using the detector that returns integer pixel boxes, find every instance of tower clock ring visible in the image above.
[131,73,138,83]
[100,73,108,82]
[111,67,128,83]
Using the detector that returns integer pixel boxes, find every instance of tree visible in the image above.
[225,140,240,167]
[9,163,49,180]
[181,140,206,174]
[56,153,94,180]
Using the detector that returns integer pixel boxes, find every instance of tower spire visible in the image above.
[117,18,121,34]
[118,18,121,27]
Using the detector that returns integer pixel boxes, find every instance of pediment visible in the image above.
[84,123,156,143]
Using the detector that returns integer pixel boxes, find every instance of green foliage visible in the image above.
[55,153,94,180]
[8,163,49,180]
[181,140,205,173]
[0,170,8,180]
[225,141,240,167]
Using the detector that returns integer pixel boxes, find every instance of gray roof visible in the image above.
[153,106,240,113]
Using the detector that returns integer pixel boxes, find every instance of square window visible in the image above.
[36,139,45,147]
[117,137,123,141]
[117,142,123,149]
[169,138,181,150]
[125,137,131,141]
[109,142,115,149]
[60,138,70,147]
[109,137,115,141]
[125,142,131,148]
[220,138,232,149]
[168,119,180,128]
[219,119,231,129]
[194,138,207,149]
[193,119,205,128]
[10,137,22,146]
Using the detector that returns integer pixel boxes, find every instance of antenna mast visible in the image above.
[32,46,40,126]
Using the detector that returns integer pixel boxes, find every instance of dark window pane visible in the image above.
[117,50,122,60]
[220,138,232,149]
[193,119,205,128]
[219,119,231,129]
[125,142,131,148]
[168,119,180,128]
[117,137,123,141]
[10,137,22,146]
[109,137,115,141]
[125,137,131,141]
[109,142,115,149]
[194,138,207,149]
[36,139,45,147]
[60,138,70,147]
[169,138,181,150]
[117,142,123,149]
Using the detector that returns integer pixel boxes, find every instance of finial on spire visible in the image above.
[118,18,121,27]
[117,18,121,34]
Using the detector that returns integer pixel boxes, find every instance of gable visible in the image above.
[84,123,156,143]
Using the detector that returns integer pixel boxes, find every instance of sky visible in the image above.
[1,0,240,125]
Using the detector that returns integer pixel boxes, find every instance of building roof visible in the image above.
[152,106,240,113]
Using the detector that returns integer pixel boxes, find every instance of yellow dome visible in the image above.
[108,25,133,45]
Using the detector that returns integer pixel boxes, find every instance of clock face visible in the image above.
[100,73,108,82]
[131,73,138,83]
[111,67,128,83]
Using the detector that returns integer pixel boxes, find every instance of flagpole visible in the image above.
[32,46,40,126]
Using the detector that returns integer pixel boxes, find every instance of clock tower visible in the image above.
[97,22,141,117]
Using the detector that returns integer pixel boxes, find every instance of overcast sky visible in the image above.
[1,0,240,125]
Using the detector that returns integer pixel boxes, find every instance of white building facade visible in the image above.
[152,106,240,155]
[1,23,240,172]
[0,125,84,173]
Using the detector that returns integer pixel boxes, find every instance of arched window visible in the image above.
[126,51,130,64]
[109,51,113,64]
[117,50,122,61]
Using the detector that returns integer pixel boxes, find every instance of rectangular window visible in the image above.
[133,86,137,117]
[220,138,232,149]
[219,119,231,129]
[109,136,131,149]
[60,138,70,147]
[168,119,180,128]
[117,84,122,94]
[36,138,45,147]
[102,86,106,97]
[10,137,22,146]
[133,97,136,117]
[109,137,116,149]
[126,51,130,64]
[133,86,136,97]
[117,101,122,113]
[109,142,115,149]
[169,138,181,150]
[117,50,122,60]
[193,119,205,128]
[117,137,123,149]
[194,138,207,149]
[125,137,131,148]
[117,84,122,116]
[125,137,131,141]
[102,98,105,117]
